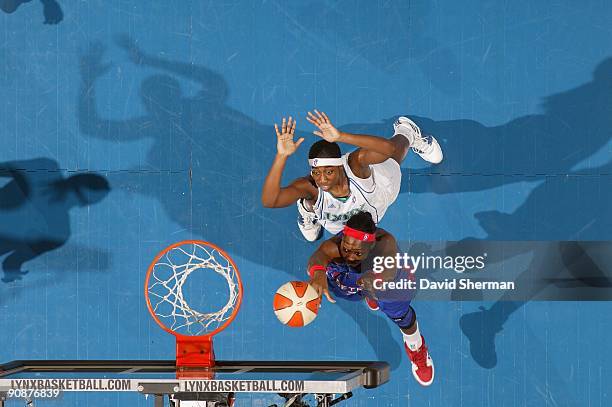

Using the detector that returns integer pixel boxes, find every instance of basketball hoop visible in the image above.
[144,240,243,377]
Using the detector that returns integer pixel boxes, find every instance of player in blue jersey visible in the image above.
[306,211,434,386]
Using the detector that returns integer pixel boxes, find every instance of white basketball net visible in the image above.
[147,243,240,336]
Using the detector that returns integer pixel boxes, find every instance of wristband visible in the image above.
[308,264,326,279]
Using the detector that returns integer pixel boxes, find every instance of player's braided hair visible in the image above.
[346,211,376,233]
[308,140,341,159]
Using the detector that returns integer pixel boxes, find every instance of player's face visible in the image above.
[340,236,374,267]
[310,166,342,191]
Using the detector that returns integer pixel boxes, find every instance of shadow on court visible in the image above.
[425,239,612,368]
[0,0,63,24]
[296,0,461,96]
[447,59,611,366]
[398,58,611,368]
[0,158,110,284]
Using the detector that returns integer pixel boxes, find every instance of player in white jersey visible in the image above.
[261,110,443,241]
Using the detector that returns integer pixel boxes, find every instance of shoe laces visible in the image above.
[298,214,317,227]
[397,119,432,154]
[411,343,430,368]
[411,133,433,154]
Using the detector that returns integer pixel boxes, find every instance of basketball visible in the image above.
[273,281,321,327]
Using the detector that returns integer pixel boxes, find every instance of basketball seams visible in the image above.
[273,293,294,311]
[273,281,321,327]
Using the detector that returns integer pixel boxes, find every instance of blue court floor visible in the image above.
[0,1,611,406]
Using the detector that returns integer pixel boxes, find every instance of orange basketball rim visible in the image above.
[144,240,243,376]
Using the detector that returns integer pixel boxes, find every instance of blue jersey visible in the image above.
[326,262,364,299]
[325,261,415,328]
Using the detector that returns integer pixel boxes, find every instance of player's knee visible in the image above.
[398,307,417,330]
[380,303,415,329]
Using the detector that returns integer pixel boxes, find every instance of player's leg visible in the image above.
[1,240,61,282]
[391,117,443,165]
[388,134,411,164]
[378,301,434,386]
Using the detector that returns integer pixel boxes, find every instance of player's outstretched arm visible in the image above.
[116,35,229,98]
[78,43,149,140]
[261,117,314,208]
[307,240,338,304]
[307,109,395,163]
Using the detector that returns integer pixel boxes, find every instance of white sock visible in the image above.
[402,321,423,351]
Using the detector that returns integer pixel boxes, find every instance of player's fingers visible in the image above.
[295,138,305,148]
[321,111,330,123]
[324,289,336,303]
[274,123,280,138]
[308,111,321,125]
[308,109,323,126]
[291,118,297,132]
[281,117,287,133]
[314,109,324,121]
[313,131,323,138]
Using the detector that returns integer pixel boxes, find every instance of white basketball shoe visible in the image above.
[297,199,322,242]
[393,117,443,164]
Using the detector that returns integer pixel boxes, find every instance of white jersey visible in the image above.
[312,153,401,234]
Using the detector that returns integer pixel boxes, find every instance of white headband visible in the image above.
[308,157,343,167]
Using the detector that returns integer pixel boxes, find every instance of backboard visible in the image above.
[0,359,389,407]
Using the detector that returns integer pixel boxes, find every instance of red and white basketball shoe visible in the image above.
[364,296,379,311]
[404,336,435,386]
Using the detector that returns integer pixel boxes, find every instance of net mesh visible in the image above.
[147,242,240,336]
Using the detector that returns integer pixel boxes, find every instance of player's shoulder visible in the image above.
[375,228,396,245]
[346,149,364,167]
[320,235,341,256]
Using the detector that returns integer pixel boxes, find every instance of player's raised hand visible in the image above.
[357,273,379,300]
[274,116,304,157]
[307,110,341,142]
[310,270,336,304]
